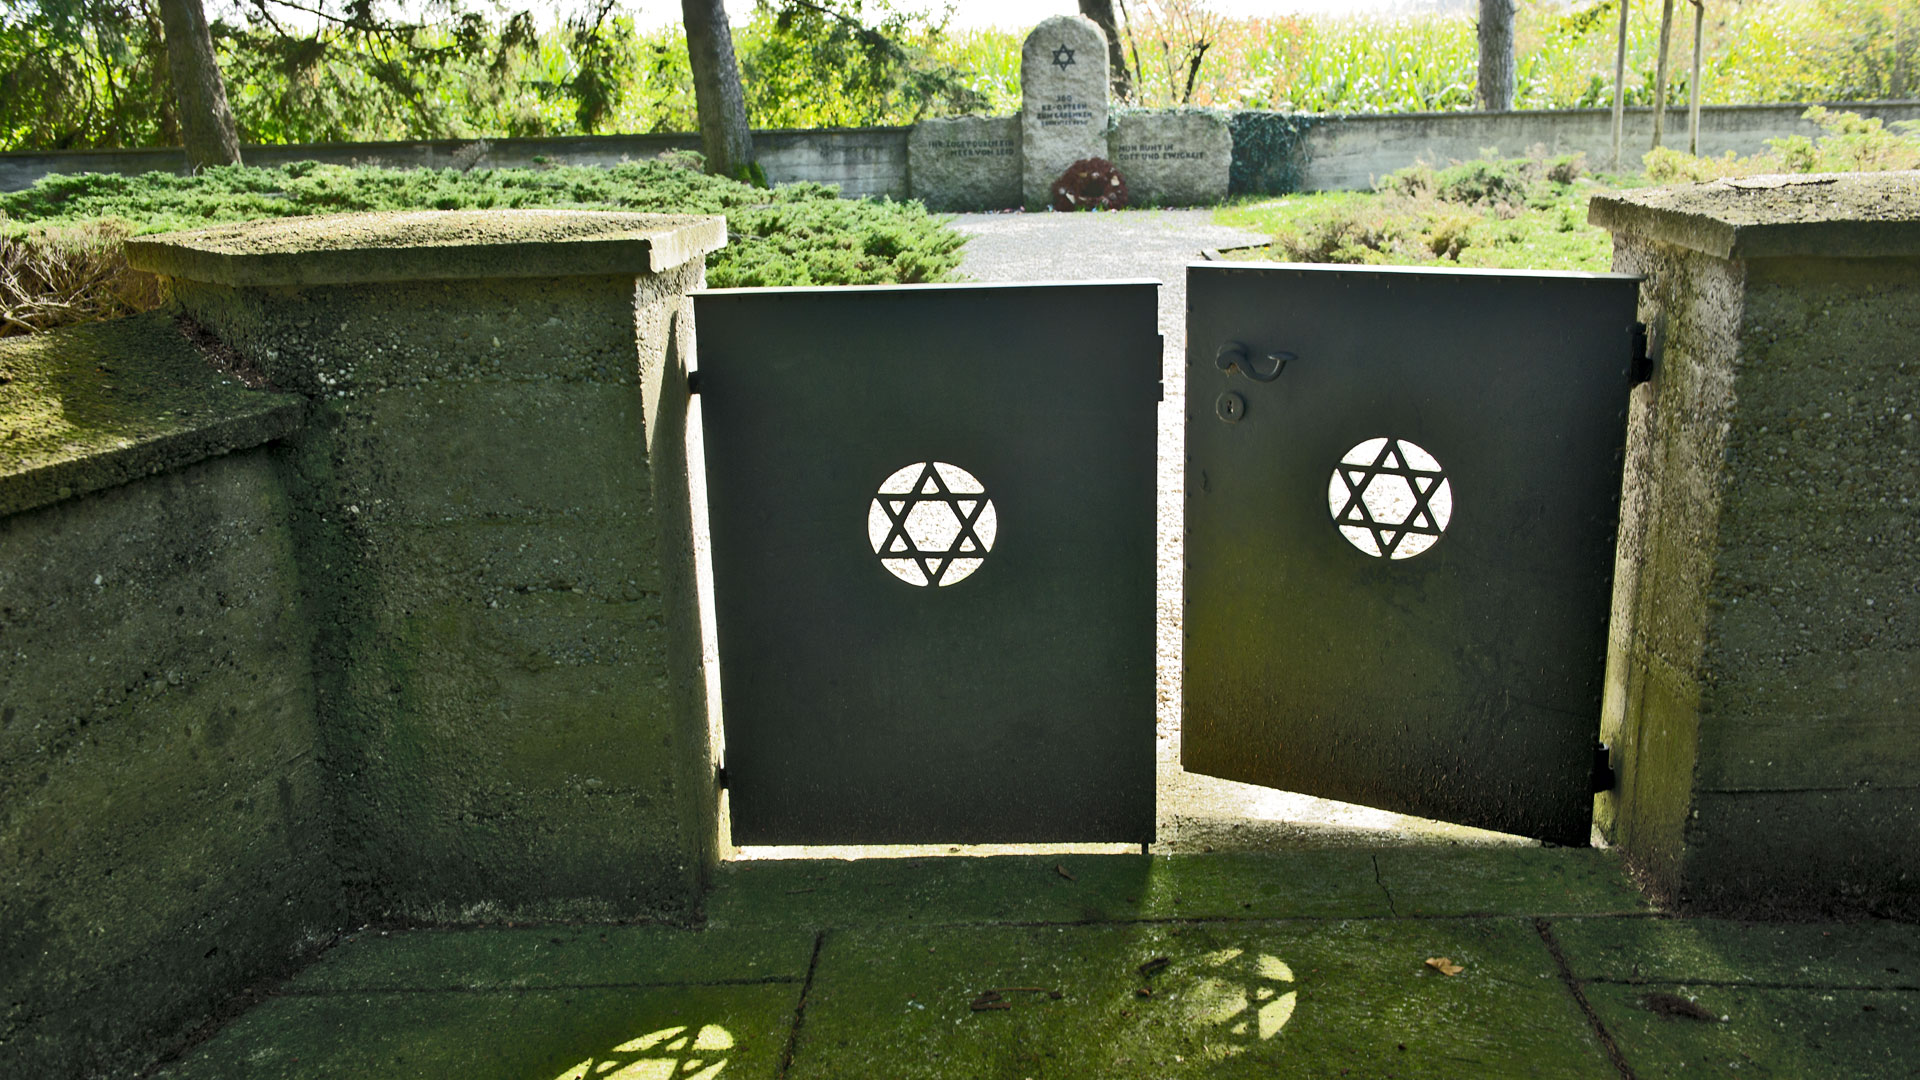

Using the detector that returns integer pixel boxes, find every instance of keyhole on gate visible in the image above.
[867,462,998,587]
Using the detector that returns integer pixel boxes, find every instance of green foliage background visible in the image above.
[3,0,1916,153]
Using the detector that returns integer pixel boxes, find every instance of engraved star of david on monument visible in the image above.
[867,462,998,587]
[1326,437,1454,560]
[1052,43,1076,71]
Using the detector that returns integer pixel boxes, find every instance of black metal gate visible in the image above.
[695,282,1160,845]
[1182,263,1641,845]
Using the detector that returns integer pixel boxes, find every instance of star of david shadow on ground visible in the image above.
[548,1022,736,1080]
[155,982,797,1080]
[867,461,997,587]
[785,917,1618,1079]
[1328,437,1453,560]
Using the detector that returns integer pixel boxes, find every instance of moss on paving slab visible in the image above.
[789,918,1616,1079]
[0,311,302,515]
[151,852,1920,1079]
[707,852,1396,929]
[1551,917,1920,988]
[1372,847,1655,917]
[1585,983,1920,1078]
[155,984,797,1080]
[708,848,1651,931]
[286,924,817,993]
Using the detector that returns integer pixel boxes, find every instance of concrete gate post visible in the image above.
[1590,172,1920,917]
[129,210,727,921]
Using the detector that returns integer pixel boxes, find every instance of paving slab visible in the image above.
[1586,982,1920,1079]
[1553,916,1920,989]
[1374,847,1652,917]
[787,918,1616,1079]
[157,984,797,1080]
[707,852,1393,929]
[287,924,816,992]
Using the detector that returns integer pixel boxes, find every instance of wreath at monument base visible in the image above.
[1051,157,1130,212]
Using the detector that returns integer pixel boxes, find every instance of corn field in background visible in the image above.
[757,0,1920,121]
[1016,0,1920,113]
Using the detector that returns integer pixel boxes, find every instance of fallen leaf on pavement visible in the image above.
[1424,957,1464,976]
[1055,864,1077,882]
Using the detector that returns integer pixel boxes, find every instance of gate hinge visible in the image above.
[1628,323,1652,386]
[687,369,704,395]
[1591,743,1617,793]
[715,763,729,789]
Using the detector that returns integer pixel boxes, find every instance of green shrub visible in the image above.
[1434,158,1533,207]
[1219,147,1616,272]
[1643,107,1920,182]
[0,158,966,330]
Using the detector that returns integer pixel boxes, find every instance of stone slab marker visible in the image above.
[1589,172,1920,918]
[129,210,726,922]
[909,115,1021,212]
[1110,111,1232,206]
[1021,15,1110,210]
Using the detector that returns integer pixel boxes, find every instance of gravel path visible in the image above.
[950,210,1526,853]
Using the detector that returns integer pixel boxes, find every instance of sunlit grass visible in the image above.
[1211,103,1920,275]
[1210,156,1644,274]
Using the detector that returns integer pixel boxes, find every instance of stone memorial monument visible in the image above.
[1020,15,1110,210]
[908,115,1021,212]
[1110,110,1233,206]
[902,17,1236,212]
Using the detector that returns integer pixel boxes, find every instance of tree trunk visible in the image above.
[1652,0,1676,149]
[1476,0,1516,111]
[1610,0,1630,167]
[1688,0,1704,155]
[1078,0,1133,102]
[683,0,756,181]
[157,0,241,168]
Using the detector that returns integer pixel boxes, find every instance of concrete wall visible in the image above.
[1,322,329,1077]
[1,212,723,1075]
[3,103,1915,202]
[1296,102,1920,192]
[140,211,725,927]
[0,126,911,200]
[168,269,717,924]
[1593,174,1920,919]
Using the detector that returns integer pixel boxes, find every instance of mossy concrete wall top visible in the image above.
[1589,170,1920,259]
[0,312,303,516]
[127,209,727,286]
[1592,171,1920,918]
[1,449,332,1078]
[140,210,724,925]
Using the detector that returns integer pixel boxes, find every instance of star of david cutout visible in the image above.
[1326,437,1454,560]
[1052,43,1076,70]
[867,461,998,587]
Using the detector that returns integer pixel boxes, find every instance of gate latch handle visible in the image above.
[1216,341,1293,383]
